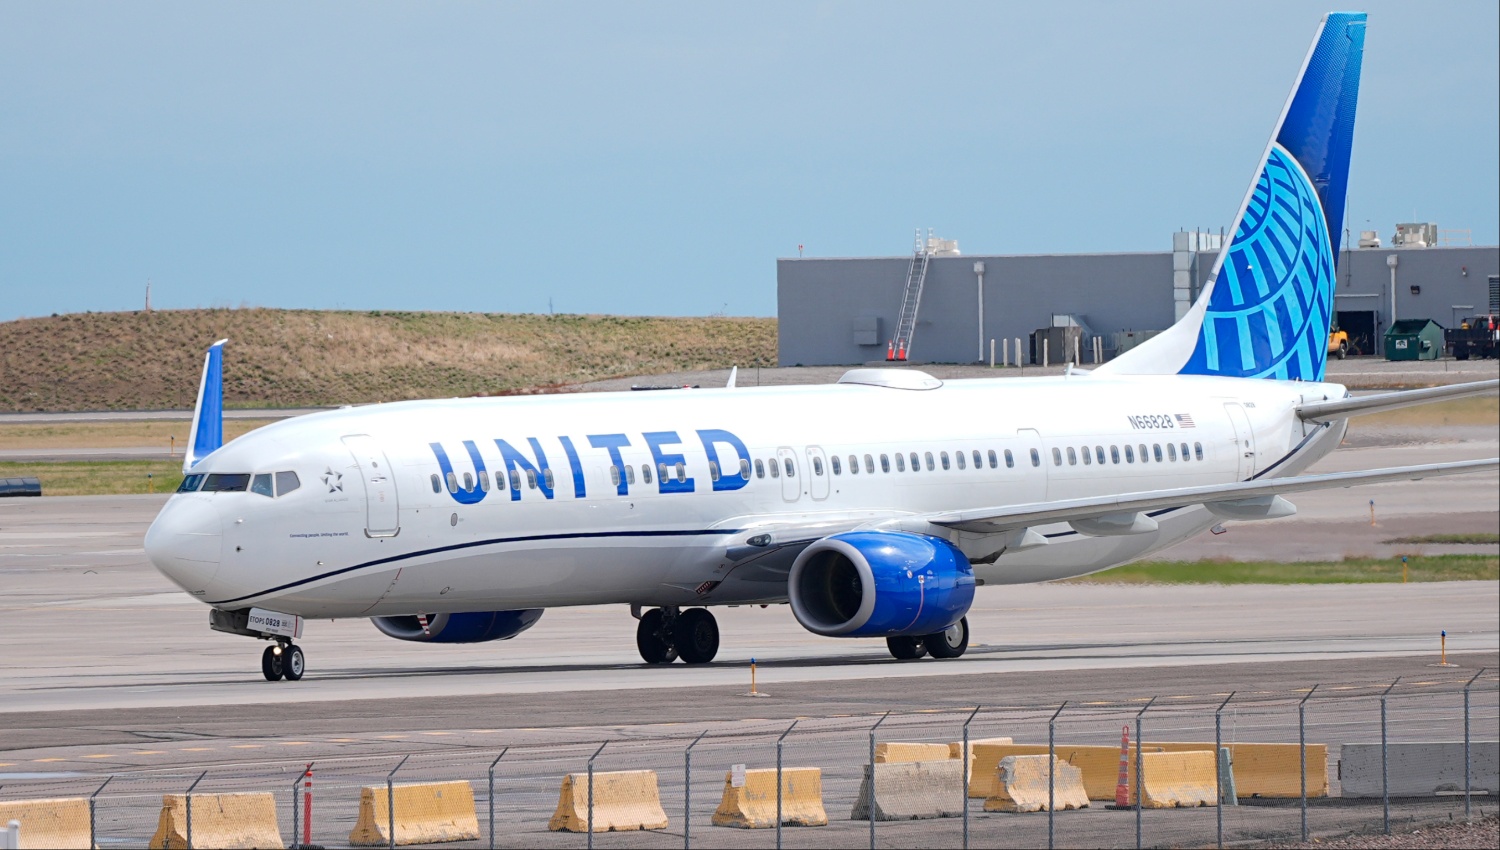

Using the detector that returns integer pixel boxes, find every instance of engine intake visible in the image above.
[371,609,543,643]
[788,531,974,638]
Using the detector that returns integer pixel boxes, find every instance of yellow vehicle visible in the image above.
[1328,326,1349,359]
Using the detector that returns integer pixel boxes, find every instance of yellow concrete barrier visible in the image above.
[1137,750,1217,808]
[876,742,952,764]
[1147,742,1328,798]
[347,781,479,846]
[969,744,1164,799]
[948,736,1012,760]
[984,755,1089,813]
[150,793,283,850]
[548,770,669,833]
[711,768,827,828]
[0,798,91,850]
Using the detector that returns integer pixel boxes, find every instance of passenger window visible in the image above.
[1138,444,1148,463]
[1194,442,1204,461]
[910,452,920,471]
[1168,443,1178,461]
[1180,442,1190,460]
[177,473,205,493]
[463,472,474,492]
[894,453,905,472]
[709,461,721,482]
[1154,444,1164,463]
[203,473,251,492]
[880,454,890,473]
[446,472,459,493]
[865,454,875,474]
[956,451,966,470]
[526,469,538,489]
[769,459,780,478]
[251,473,274,497]
[659,462,669,481]
[610,466,621,487]
[739,459,751,478]
[782,459,794,478]
[1125,445,1135,463]
[1030,448,1041,467]
[973,450,982,469]
[429,473,441,494]
[1096,446,1105,465]
[1051,448,1062,466]
[925,452,935,471]
[831,455,842,475]
[1110,446,1121,464]
[1004,450,1014,468]
[755,459,766,479]
[812,457,824,476]
[641,464,652,484]
[478,471,490,492]
[1067,447,1077,466]
[509,471,521,492]
[543,469,556,489]
[988,450,998,469]
[941,451,951,470]
[847,456,857,475]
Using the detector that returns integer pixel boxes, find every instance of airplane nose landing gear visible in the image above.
[634,606,719,664]
[261,641,306,681]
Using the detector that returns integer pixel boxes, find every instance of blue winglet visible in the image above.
[184,339,228,473]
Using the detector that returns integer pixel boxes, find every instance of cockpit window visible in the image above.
[177,473,205,493]
[250,473,274,497]
[276,471,301,496]
[202,473,251,492]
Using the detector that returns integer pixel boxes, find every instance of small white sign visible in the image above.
[730,764,746,788]
[248,607,302,639]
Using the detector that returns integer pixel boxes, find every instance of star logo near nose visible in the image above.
[322,468,344,493]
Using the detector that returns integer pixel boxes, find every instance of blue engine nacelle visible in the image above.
[371,609,544,643]
[787,531,974,638]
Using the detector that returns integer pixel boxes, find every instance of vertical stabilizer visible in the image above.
[1099,12,1366,381]
[184,339,227,473]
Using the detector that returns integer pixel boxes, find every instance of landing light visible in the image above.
[747,534,772,547]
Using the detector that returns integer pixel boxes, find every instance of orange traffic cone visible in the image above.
[886,341,894,361]
[1114,724,1131,808]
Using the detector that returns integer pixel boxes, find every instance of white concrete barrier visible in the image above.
[1340,742,1499,798]
[850,761,965,821]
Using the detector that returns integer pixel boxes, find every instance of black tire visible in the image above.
[923,617,970,659]
[673,608,720,664]
[885,636,927,660]
[1336,342,1347,360]
[261,645,284,681]
[283,645,305,681]
[1454,348,1470,361]
[635,608,677,664]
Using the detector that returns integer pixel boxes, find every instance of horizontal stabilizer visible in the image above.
[1298,380,1499,422]
[928,458,1498,535]
[184,339,228,473]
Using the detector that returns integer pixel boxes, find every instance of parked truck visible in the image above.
[1445,315,1498,360]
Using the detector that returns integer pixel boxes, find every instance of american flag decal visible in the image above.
[1175,414,1196,428]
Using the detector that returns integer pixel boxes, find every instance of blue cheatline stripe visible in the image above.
[208,527,744,607]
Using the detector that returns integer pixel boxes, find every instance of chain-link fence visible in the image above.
[1,672,1495,849]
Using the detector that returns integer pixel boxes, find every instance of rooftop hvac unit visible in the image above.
[1357,230,1382,248]
[924,236,961,256]
[1392,222,1437,248]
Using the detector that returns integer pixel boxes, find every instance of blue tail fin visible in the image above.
[1100,12,1366,381]
[184,339,227,473]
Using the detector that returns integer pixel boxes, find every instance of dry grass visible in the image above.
[0,419,277,449]
[1354,395,1499,428]
[0,309,777,411]
[0,460,185,495]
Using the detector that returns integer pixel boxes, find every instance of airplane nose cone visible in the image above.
[145,498,222,596]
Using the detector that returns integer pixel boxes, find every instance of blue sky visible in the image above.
[2,1,1495,320]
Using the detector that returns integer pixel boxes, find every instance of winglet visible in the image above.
[726,366,738,389]
[184,339,228,473]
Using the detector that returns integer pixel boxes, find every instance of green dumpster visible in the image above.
[1383,318,1444,361]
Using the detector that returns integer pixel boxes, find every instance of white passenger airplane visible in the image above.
[146,12,1497,681]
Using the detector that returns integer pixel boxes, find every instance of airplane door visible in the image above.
[342,434,401,537]
[776,446,801,502]
[805,446,830,501]
[1223,402,1257,480]
[1013,428,1050,502]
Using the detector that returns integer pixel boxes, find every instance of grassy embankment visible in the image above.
[1071,555,1498,584]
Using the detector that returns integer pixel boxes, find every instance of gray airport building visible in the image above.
[776,229,1500,366]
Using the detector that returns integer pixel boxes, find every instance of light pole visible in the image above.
[1386,254,1399,329]
[974,261,986,363]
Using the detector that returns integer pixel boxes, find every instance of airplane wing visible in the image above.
[925,458,1499,534]
[1297,379,1497,422]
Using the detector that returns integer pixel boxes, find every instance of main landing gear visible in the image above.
[261,641,306,681]
[636,606,720,665]
[884,617,970,661]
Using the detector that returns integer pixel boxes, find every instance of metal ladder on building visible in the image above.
[888,229,932,361]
